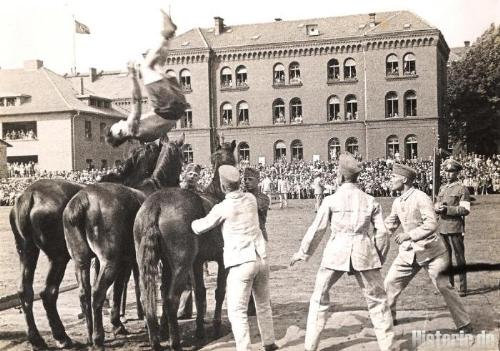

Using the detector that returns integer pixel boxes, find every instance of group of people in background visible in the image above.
[3,129,37,141]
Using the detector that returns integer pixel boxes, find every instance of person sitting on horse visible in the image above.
[180,163,203,192]
[106,10,188,147]
[191,165,279,351]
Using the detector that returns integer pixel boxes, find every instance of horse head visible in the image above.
[119,142,161,188]
[147,133,185,189]
[206,139,237,200]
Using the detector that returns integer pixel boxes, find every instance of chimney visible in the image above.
[214,16,224,35]
[24,60,44,70]
[275,18,282,22]
[368,13,376,27]
[89,67,97,82]
[464,41,470,47]
[80,77,84,95]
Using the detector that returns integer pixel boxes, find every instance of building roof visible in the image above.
[169,11,437,51]
[449,46,471,63]
[0,65,125,118]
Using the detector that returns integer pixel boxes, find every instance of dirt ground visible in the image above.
[0,196,499,350]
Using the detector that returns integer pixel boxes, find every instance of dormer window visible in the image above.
[0,94,30,107]
[306,24,319,36]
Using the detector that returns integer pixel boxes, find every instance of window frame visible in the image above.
[345,95,358,120]
[344,58,357,79]
[327,95,341,121]
[385,92,399,118]
[220,102,233,126]
[291,139,304,161]
[327,58,340,81]
[404,91,417,117]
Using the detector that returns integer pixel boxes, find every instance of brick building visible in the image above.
[0,60,131,171]
[71,11,450,166]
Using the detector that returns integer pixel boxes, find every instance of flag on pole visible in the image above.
[75,20,90,34]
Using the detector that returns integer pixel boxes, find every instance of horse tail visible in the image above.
[10,190,34,244]
[137,206,161,323]
[65,191,90,228]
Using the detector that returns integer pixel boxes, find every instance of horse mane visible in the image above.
[204,140,237,201]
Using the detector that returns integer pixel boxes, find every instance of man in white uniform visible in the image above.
[290,153,394,351]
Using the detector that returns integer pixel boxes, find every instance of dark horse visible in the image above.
[134,140,236,351]
[9,142,161,350]
[62,135,184,348]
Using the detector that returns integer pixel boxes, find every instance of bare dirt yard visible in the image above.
[0,195,499,350]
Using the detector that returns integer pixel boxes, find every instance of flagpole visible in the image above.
[72,14,77,75]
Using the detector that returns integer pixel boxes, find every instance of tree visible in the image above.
[447,24,500,155]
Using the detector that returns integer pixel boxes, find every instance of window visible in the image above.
[404,91,417,116]
[6,97,16,106]
[100,159,108,169]
[405,135,418,159]
[237,101,249,125]
[235,66,248,87]
[403,53,416,75]
[328,138,341,160]
[386,54,399,76]
[327,59,340,80]
[165,69,176,78]
[183,144,194,163]
[273,63,286,84]
[289,62,301,83]
[99,123,106,142]
[344,58,356,79]
[85,121,92,139]
[345,95,358,120]
[386,135,399,158]
[221,102,233,126]
[328,95,340,121]
[181,108,193,128]
[290,98,303,123]
[346,137,359,155]
[385,92,399,118]
[291,140,303,160]
[180,69,192,91]
[86,159,94,170]
[274,140,287,161]
[238,142,250,161]
[2,121,37,140]
[221,67,232,88]
[273,98,286,124]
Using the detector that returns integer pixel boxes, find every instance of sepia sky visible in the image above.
[1,0,498,74]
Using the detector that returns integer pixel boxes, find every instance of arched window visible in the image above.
[183,144,194,163]
[328,95,340,121]
[238,142,250,161]
[237,101,249,125]
[220,67,232,88]
[403,53,416,75]
[346,137,359,155]
[273,98,285,124]
[181,107,193,128]
[165,69,176,78]
[385,92,399,118]
[327,59,340,80]
[179,69,192,90]
[273,63,285,84]
[274,140,287,161]
[405,135,418,159]
[344,58,356,79]
[290,98,303,123]
[386,135,399,158]
[386,54,399,76]
[235,65,248,87]
[345,95,358,120]
[99,122,106,143]
[404,91,417,116]
[220,102,232,126]
[291,139,303,160]
[328,137,341,160]
[289,62,301,83]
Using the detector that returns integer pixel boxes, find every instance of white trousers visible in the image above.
[305,267,394,351]
[384,251,471,328]
[226,256,276,351]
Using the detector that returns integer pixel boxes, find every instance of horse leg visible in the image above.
[40,256,73,348]
[119,263,131,318]
[132,261,144,320]
[111,262,129,336]
[159,263,171,341]
[17,243,46,350]
[167,266,189,351]
[213,254,227,338]
[75,264,93,345]
[193,258,207,340]
[91,260,118,347]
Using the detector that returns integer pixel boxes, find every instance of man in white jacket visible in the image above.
[191,165,278,351]
[290,153,394,351]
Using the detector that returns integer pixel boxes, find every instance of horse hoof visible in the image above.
[113,324,129,336]
[29,336,48,351]
[55,335,73,349]
[212,320,222,338]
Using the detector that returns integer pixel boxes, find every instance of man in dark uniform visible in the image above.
[435,159,471,296]
[243,167,271,316]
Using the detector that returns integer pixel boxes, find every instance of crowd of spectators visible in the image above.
[3,129,37,141]
[2,153,499,206]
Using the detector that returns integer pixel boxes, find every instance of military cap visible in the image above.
[185,163,201,174]
[243,167,259,178]
[339,152,362,177]
[392,163,417,181]
[219,165,240,187]
[443,159,463,172]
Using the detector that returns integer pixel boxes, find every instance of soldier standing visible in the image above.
[435,159,471,296]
